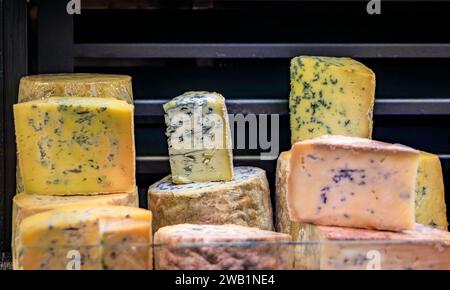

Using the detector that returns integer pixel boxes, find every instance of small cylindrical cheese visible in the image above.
[148,167,274,232]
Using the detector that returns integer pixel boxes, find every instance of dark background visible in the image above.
[1,0,450,252]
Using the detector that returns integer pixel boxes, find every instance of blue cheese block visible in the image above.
[148,167,273,232]
[163,91,233,184]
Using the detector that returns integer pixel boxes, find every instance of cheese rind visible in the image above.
[14,97,135,195]
[275,151,300,240]
[289,56,375,143]
[154,224,293,270]
[415,151,448,230]
[18,74,133,103]
[163,91,233,184]
[15,205,152,270]
[101,219,152,270]
[148,167,273,232]
[287,135,419,231]
[295,223,450,270]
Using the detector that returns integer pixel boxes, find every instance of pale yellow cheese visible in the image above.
[415,151,448,230]
[15,205,152,270]
[287,135,419,232]
[14,97,135,195]
[18,74,133,103]
[289,56,375,143]
[163,91,233,184]
[295,223,450,270]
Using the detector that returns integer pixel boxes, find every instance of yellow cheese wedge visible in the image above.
[415,151,448,230]
[18,74,133,103]
[11,188,139,270]
[289,56,375,144]
[163,91,233,184]
[15,205,152,270]
[14,97,135,195]
[287,135,419,232]
[295,223,450,270]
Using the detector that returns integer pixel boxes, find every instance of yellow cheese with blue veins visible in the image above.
[415,151,448,230]
[289,56,375,143]
[15,205,152,270]
[163,91,233,184]
[14,97,135,195]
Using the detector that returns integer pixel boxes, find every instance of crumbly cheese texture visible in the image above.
[289,56,375,144]
[295,223,450,270]
[18,74,133,103]
[287,135,419,232]
[415,151,448,230]
[14,97,135,195]
[275,151,300,240]
[163,91,233,184]
[14,205,152,270]
[154,224,293,270]
[148,167,273,232]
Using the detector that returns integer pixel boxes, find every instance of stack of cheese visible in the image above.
[150,91,290,269]
[276,56,449,269]
[12,74,152,270]
[148,91,274,232]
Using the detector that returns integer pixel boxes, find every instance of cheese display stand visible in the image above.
[4,61,450,271]
[1,1,449,275]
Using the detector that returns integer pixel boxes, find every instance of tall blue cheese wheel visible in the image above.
[163,91,233,184]
[148,167,273,232]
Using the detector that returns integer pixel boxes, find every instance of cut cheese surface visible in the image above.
[12,188,139,240]
[163,91,233,184]
[154,224,293,270]
[295,223,450,270]
[101,219,152,270]
[289,56,375,143]
[18,74,133,103]
[15,205,152,270]
[11,189,139,269]
[287,135,419,231]
[148,167,273,232]
[275,151,300,240]
[14,97,135,195]
[415,151,448,230]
